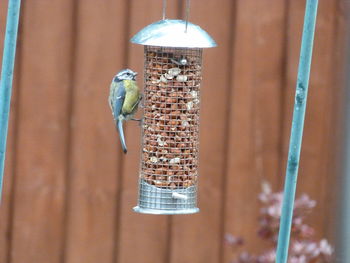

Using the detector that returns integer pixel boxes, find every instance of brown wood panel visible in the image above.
[0,2,19,262]
[281,0,339,241]
[63,1,130,263]
[222,0,287,261]
[325,0,350,242]
[116,1,180,263]
[0,71,19,263]
[168,1,235,263]
[0,1,345,262]
[0,3,10,262]
[0,1,7,60]
[8,1,75,263]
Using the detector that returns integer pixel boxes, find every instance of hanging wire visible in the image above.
[162,0,190,32]
[185,0,190,32]
[162,0,167,20]
[275,0,319,262]
[0,0,22,203]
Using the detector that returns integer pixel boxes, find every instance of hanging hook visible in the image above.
[185,0,190,32]
[162,0,167,20]
[162,0,190,31]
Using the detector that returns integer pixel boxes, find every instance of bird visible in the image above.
[108,69,141,154]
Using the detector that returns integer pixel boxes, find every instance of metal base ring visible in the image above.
[133,206,199,215]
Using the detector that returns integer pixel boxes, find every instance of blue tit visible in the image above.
[109,69,141,154]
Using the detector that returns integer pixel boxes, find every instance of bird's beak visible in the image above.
[134,72,138,77]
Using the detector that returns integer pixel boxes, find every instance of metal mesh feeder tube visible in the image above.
[131,19,216,215]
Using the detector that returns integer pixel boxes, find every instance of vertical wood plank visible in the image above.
[9,1,75,263]
[327,0,349,242]
[0,1,8,60]
[0,69,19,263]
[0,2,19,262]
[223,0,287,261]
[0,1,344,262]
[63,1,128,263]
[169,1,235,263]
[281,0,338,241]
[116,1,180,263]
[0,3,10,262]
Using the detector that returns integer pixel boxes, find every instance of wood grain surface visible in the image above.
[0,0,346,262]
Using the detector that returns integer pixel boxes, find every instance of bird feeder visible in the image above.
[131,18,216,215]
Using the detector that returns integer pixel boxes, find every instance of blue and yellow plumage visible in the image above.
[109,69,141,153]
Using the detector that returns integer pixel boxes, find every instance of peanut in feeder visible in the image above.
[131,14,216,215]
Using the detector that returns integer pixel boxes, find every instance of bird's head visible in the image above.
[113,69,137,82]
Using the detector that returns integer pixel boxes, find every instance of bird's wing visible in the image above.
[112,83,126,119]
[112,83,128,153]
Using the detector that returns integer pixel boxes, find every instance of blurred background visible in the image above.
[0,0,348,262]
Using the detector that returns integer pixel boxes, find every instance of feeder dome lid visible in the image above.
[130,19,217,48]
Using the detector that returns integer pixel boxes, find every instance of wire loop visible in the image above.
[162,0,167,20]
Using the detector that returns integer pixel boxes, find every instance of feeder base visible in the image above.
[135,179,199,214]
[133,206,199,215]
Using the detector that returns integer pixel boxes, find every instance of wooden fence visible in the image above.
[0,0,347,262]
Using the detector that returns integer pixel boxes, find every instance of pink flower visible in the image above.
[294,194,316,213]
[267,205,282,218]
[299,224,314,237]
[227,181,334,263]
[225,233,244,247]
[291,241,305,255]
[289,255,307,263]
[303,241,319,258]
[258,249,276,263]
[319,239,333,256]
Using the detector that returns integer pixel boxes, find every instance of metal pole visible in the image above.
[0,0,21,203]
[275,1,318,263]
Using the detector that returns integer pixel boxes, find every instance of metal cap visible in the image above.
[130,19,217,48]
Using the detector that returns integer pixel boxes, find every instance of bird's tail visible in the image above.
[117,119,127,154]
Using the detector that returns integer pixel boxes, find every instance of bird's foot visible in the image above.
[131,118,143,127]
